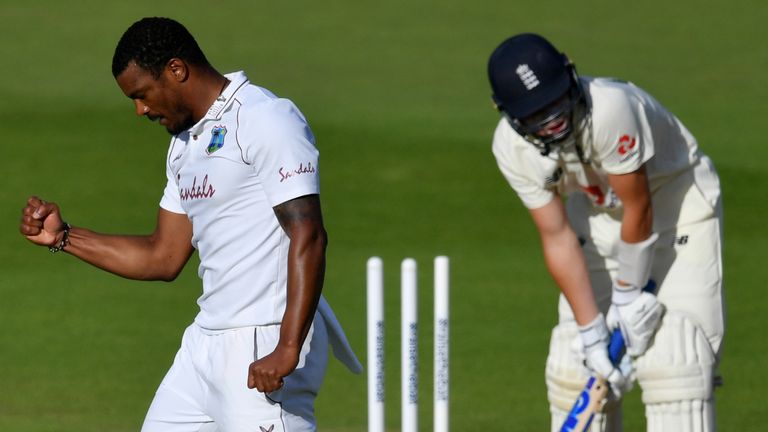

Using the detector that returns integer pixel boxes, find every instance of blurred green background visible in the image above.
[1,0,766,430]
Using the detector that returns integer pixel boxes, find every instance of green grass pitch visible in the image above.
[1,1,767,430]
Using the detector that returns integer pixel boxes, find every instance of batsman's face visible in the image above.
[116,62,195,136]
[521,94,572,139]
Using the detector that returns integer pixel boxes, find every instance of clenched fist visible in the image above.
[19,196,67,247]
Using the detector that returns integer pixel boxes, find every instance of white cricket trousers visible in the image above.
[562,155,725,355]
[547,157,724,431]
[141,315,328,432]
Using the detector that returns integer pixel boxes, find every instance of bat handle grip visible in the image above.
[607,329,625,364]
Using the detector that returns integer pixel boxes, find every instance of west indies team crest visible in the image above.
[206,126,227,155]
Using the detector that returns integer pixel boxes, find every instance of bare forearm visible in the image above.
[246,193,327,393]
[279,234,326,350]
[530,199,599,325]
[540,230,598,325]
[620,201,652,243]
[610,166,653,243]
[64,227,185,281]
[21,200,193,283]
[245,232,326,393]
[272,194,328,351]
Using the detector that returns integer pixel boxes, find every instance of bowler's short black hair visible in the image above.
[112,17,209,78]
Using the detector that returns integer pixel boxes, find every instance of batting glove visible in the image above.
[607,290,665,357]
[578,313,631,399]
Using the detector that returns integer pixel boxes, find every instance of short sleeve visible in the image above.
[492,120,557,210]
[159,140,186,214]
[591,87,655,174]
[242,99,320,207]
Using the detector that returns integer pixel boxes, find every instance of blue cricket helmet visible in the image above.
[488,33,572,119]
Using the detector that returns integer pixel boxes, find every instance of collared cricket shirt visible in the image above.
[159,71,320,330]
[492,77,709,223]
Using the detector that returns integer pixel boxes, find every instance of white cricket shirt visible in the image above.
[160,71,320,330]
[492,77,706,216]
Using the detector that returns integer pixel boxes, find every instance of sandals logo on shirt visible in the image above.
[179,174,216,201]
[278,162,316,183]
[206,126,227,155]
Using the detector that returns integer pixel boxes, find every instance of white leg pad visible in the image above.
[546,323,622,432]
[645,399,715,432]
[636,313,715,403]
[550,406,622,432]
[636,313,717,432]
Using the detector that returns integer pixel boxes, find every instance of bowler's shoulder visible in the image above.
[229,84,315,152]
[235,84,308,125]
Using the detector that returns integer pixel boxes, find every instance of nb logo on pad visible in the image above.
[259,425,274,432]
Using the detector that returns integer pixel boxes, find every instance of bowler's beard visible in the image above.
[163,103,197,136]
[166,116,195,136]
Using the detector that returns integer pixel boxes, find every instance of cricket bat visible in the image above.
[559,329,624,431]
[559,281,656,432]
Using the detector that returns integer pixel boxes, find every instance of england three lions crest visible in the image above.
[206,126,227,155]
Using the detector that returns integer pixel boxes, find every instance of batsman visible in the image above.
[487,33,724,431]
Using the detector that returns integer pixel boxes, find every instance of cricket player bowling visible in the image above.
[20,17,362,432]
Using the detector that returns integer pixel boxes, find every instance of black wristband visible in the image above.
[48,222,71,253]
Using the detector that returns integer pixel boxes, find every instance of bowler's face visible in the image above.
[116,62,194,135]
